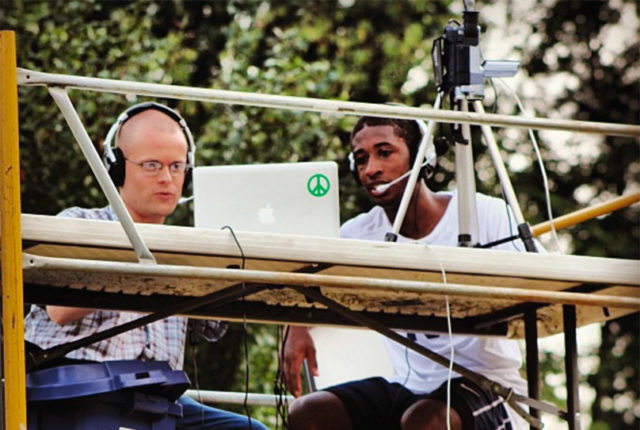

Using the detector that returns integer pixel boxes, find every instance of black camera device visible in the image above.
[432,11,518,101]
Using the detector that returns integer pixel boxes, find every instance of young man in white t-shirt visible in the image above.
[283,116,533,430]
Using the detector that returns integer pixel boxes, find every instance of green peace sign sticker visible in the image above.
[307,173,330,197]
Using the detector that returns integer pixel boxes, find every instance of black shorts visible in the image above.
[325,376,513,430]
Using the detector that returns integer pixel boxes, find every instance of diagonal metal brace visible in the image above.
[290,284,569,428]
[26,262,333,372]
[26,282,265,372]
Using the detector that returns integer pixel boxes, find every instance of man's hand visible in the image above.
[282,326,318,397]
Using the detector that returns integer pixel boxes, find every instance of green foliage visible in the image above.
[588,313,639,429]
[516,1,639,428]
[2,0,637,428]
[3,0,198,214]
[184,323,283,427]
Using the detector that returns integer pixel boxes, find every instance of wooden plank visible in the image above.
[22,214,640,287]
[19,214,640,338]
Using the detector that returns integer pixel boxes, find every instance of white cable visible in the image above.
[402,341,412,387]
[496,78,563,253]
[445,295,453,430]
[422,243,453,430]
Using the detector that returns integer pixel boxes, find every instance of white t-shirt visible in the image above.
[340,190,530,428]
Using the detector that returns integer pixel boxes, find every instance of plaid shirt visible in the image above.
[24,205,226,370]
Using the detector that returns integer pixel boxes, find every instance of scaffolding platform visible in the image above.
[22,214,640,339]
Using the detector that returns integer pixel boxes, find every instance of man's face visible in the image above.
[117,110,188,224]
[351,124,412,206]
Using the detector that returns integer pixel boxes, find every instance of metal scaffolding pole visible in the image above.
[17,68,640,138]
[0,30,27,430]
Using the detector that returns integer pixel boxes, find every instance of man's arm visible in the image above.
[43,207,105,325]
[46,306,95,325]
[283,326,318,397]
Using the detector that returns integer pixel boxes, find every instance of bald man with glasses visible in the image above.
[24,103,268,430]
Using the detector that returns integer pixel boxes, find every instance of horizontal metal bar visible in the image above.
[185,389,294,407]
[17,68,640,138]
[24,282,510,336]
[23,253,640,310]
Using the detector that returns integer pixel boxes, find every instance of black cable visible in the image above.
[274,326,282,430]
[475,199,532,249]
[476,234,519,249]
[189,342,205,425]
[221,225,252,429]
[274,325,291,429]
[471,165,525,251]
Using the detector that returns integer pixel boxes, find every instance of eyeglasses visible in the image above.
[124,157,191,176]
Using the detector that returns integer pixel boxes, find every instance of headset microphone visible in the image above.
[374,118,438,194]
[374,155,436,194]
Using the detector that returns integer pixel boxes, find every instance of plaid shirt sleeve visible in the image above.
[24,205,227,370]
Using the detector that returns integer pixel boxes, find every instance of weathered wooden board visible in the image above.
[20,214,640,338]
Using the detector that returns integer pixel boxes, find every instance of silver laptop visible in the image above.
[193,162,340,237]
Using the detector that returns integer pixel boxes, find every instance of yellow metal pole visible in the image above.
[0,30,27,430]
[532,191,640,236]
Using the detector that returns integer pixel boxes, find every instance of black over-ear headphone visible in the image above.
[347,118,436,186]
[103,102,196,194]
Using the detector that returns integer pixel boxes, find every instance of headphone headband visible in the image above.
[103,102,195,164]
[103,102,195,192]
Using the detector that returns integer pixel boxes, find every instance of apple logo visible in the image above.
[257,203,276,225]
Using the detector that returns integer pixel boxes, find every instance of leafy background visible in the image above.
[1,0,637,429]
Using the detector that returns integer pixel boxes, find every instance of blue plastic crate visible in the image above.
[27,360,190,430]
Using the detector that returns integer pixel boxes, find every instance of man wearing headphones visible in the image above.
[283,116,532,430]
[24,102,268,430]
